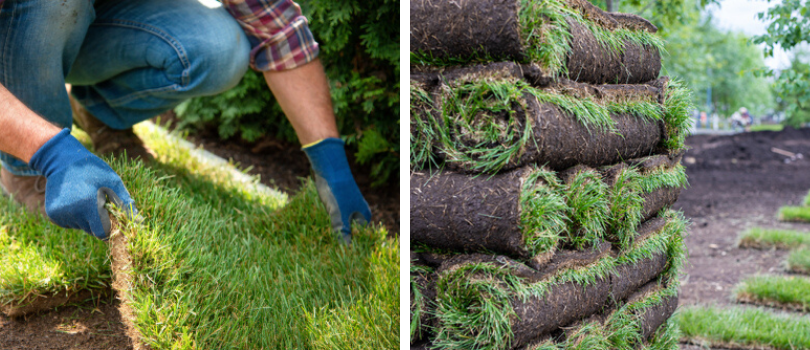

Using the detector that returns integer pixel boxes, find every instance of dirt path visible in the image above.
[672,127,810,349]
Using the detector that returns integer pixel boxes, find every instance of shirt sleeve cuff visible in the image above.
[250,16,320,72]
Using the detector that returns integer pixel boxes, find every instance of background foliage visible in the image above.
[754,0,810,127]
[175,0,400,187]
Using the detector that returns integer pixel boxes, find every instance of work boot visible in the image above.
[70,95,155,162]
[0,168,47,216]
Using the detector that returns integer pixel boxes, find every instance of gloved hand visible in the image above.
[28,128,136,239]
[303,138,372,244]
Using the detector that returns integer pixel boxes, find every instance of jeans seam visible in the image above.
[0,1,17,89]
[89,18,191,85]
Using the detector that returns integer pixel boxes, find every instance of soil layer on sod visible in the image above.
[410,0,661,85]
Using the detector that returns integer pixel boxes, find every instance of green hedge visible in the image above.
[175,0,400,187]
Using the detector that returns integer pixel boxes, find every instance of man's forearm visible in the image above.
[262,58,338,145]
[0,84,61,162]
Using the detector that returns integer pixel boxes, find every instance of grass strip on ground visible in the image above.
[749,124,784,132]
[787,248,810,274]
[735,275,810,312]
[738,227,810,249]
[675,305,810,349]
[778,205,810,222]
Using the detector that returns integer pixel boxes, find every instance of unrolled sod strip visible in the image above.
[410,0,662,85]
[431,215,684,350]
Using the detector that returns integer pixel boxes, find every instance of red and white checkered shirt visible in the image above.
[221,0,320,72]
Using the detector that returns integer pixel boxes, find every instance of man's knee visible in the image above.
[182,22,251,96]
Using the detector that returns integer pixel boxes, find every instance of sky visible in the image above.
[707,0,800,70]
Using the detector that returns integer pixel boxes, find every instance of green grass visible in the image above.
[563,168,609,249]
[604,167,644,250]
[520,168,569,256]
[735,275,810,311]
[661,80,694,152]
[750,124,784,132]
[778,205,810,222]
[738,227,810,249]
[787,248,810,274]
[0,124,398,349]
[804,189,810,207]
[675,305,810,349]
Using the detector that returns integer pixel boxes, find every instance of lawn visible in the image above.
[778,206,810,222]
[735,275,810,311]
[675,305,810,349]
[737,227,810,249]
[0,124,399,349]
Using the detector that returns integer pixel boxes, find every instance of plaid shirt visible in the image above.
[221,0,319,71]
[0,0,319,72]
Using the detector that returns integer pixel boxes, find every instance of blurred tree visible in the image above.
[589,0,775,117]
[754,0,810,127]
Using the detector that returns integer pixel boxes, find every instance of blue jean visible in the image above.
[0,0,251,175]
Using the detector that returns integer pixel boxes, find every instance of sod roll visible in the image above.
[415,86,665,174]
[410,0,662,85]
[410,167,567,262]
[431,214,684,350]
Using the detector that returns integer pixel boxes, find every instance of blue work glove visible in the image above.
[303,138,372,244]
[28,128,136,240]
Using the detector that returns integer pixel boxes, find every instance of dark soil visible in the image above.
[0,296,133,350]
[672,127,810,348]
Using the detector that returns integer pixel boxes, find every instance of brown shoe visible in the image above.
[70,95,155,162]
[0,168,47,216]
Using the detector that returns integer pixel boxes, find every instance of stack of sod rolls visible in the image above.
[409,1,692,349]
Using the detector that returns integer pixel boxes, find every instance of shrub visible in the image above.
[175,0,400,187]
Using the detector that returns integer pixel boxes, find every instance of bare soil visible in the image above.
[672,127,810,349]
[0,295,132,350]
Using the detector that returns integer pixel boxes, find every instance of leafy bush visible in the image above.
[175,0,399,187]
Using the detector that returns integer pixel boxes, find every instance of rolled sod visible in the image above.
[599,155,686,248]
[410,167,568,262]
[530,283,678,349]
[410,0,662,85]
[411,62,668,102]
[414,82,666,174]
[431,217,682,350]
